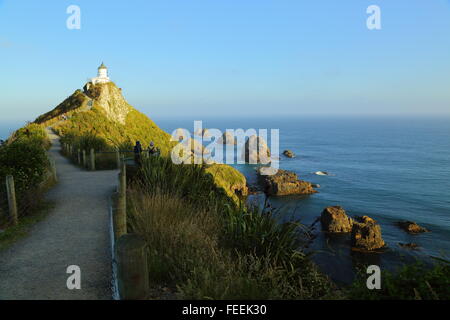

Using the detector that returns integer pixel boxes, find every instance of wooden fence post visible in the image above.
[116,234,149,300]
[82,150,87,168]
[77,149,81,165]
[5,175,18,226]
[115,157,127,239]
[116,148,121,169]
[90,148,96,171]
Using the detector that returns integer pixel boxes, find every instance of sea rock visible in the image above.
[397,221,429,234]
[242,135,271,164]
[191,139,210,155]
[283,150,295,158]
[172,128,190,141]
[355,215,377,224]
[218,131,237,145]
[398,242,419,249]
[171,129,209,158]
[202,156,216,165]
[194,128,211,138]
[246,184,262,195]
[320,206,353,233]
[351,216,385,251]
[257,168,317,196]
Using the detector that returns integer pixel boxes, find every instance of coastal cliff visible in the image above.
[34,82,247,201]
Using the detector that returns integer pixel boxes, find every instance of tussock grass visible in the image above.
[136,156,233,209]
[127,157,335,300]
[128,189,221,285]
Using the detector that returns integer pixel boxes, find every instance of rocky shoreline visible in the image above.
[245,160,431,254]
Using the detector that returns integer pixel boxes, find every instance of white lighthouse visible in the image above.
[90,62,110,84]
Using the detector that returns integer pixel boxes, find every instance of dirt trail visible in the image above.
[0,129,117,300]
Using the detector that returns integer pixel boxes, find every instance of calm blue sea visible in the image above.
[0,121,23,140]
[155,115,450,283]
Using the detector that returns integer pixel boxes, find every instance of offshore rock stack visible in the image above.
[257,168,317,196]
[320,206,353,233]
[320,206,385,251]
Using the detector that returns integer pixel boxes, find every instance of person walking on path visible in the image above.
[134,141,143,165]
[148,141,159,156]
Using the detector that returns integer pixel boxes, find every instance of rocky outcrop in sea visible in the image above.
[351,216,385,251]
[257,168,317,196]
[320,206,353,233]
[283,150,295,158]
[396,221,429,234]
[319,207,385,251]
[242,135,271,164]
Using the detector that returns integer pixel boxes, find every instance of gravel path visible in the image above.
[0,129,117,300]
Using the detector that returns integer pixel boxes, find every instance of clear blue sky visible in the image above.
[1,0,449,121]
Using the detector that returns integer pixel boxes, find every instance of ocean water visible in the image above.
[155,116,450,283]
[0,121,23,140]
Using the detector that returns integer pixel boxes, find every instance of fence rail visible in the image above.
[61,143,157,171]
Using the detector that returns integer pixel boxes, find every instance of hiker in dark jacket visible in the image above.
[134,141,143,165]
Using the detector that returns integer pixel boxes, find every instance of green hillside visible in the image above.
[34,82,247,202]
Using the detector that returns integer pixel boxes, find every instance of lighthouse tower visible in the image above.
[91,62,110,84]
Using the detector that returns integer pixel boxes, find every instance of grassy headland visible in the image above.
[40,82,248,201]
